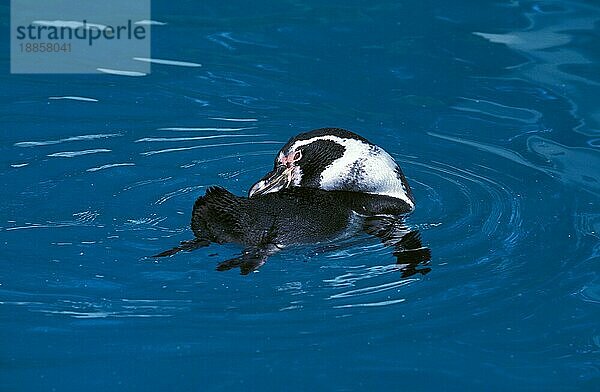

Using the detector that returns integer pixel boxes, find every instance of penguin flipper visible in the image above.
[216,247,270,275]
[152,238,211,258]
[362,216,431,278]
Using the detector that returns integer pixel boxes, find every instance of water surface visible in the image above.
[1,1,599,390]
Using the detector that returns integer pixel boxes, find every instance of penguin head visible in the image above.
[248,128,415,210]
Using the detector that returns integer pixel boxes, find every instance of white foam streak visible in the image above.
[135,134,265,142]
[97,68,146,77]
[141,141,282,156]
[87,163,135,172]
[333,299,406,308]
[158,127,255,132]
[5,224,73,231]
[210,117,258,122]
[133,57,201,67]
[15,134,121,147]
[328,279,416,299]
[135,20,167,26]
[49,96,98,102]
[428,132,546,173]
[48,149,111,158]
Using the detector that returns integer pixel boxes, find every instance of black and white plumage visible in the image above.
[248,128,415,214]
[153,128,430,275]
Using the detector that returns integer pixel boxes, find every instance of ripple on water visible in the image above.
[14,133,122,147]
[48,96,99,102]
[318,243,423,310]
[134,19,167,26]
[5,210,101,232]
[181,150,274,168]
[527,136,600,195]
[209,117,257,122]
[155,185,204,205]
[47,149,112,158]
[135,134,265,142]
[133,57,202,67]
[578,280,600,304]
[2,296,192,320]
[96,68,146,77]
[452,97,542,124]
[328,279,417,299]
[158,126,256,132]
[207,32,278,51]
[140,140,282,156]
[124,215,168,230]
[408,157,523,246]
[135,132,529,313]
[87,163,135,172]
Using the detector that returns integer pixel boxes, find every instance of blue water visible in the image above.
[2,1,599,390]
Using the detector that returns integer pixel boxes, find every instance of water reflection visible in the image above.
[473,0,600,136]
[528,136,600,195]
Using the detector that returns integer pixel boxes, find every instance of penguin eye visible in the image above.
[293,150,302,161]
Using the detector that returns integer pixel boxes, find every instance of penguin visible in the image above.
[153,128,430,276]
[154,186,430,276]
[248,128,415,214]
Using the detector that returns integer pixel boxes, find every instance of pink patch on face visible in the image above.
[281,153,295,166]
[277,152,300,186]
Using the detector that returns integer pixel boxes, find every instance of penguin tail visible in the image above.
[191,186,247,240]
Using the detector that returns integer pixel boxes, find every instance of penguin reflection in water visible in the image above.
[154,128,431,277]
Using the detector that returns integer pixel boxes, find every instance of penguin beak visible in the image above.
[249,165,293,197]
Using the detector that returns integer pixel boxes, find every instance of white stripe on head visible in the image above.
[288,135,414,208]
